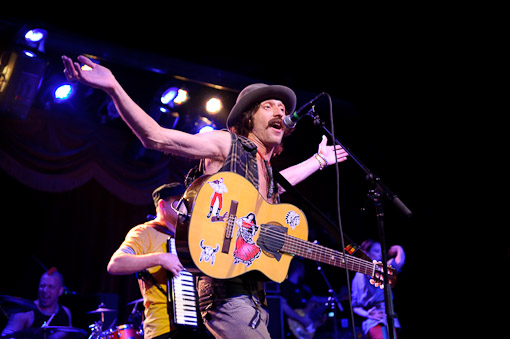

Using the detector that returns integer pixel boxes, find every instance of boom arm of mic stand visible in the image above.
[310,105,409,339]
[312,113,413,218]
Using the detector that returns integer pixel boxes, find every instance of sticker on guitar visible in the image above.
[233,212,261,267]
[206,177,229,222]
[199,240,219,266]
[285,210,301,230]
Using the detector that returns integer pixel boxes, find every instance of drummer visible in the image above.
[1,268,72,336]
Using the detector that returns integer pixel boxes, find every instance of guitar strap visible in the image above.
[135,222,174,298]
[148,222,174,237]
[135,222,177,329]
[271,167,359,252]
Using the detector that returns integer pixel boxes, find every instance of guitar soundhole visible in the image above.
[257,222,286,261]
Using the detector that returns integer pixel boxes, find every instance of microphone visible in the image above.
[283,92,326,129]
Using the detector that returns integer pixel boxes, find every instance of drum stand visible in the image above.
[87,303,116,339]
[127,298,144,335]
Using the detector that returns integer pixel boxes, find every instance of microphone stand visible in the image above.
[314,257,344,339]
[307,105,413,339]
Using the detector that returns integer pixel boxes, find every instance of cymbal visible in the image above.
[9,326,87,339]
[127,298,144,305]
[0,295,37,313]
[87,307,117,314]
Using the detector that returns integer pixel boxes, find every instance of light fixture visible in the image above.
[54,84,73,102]
[161,87,179,105]
[198,125,215,133]
[23,28,48,53]
[173,89,189,105]
[205,97,222,114]
[195,116,215,134]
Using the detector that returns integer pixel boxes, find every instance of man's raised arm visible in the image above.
[62,55,229,161]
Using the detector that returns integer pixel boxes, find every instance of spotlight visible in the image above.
[80,57,100,71]
[205,97,222,114]
[23,28,48,53]
[24,29,46,43]
[173,89,189,105]
[22,50,37,58]
[195,116,216,134]
[198,125,215,133]
[160,87,188,108]
[54,84,73,102]
[161,87,179,105]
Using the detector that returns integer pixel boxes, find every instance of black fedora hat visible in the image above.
[227,83,296,128]
[152,182,186,208]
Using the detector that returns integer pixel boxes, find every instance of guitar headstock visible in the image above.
[370,261,397,289]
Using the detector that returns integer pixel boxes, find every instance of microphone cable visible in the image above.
[324,93,357,339]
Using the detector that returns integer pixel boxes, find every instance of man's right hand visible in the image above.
[62,55,117,94]
[159,253,184,277]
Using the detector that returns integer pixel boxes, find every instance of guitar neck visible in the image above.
[281,234,375,276]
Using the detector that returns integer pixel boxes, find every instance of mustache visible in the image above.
[267,117,283,129]
[267,117,294,136]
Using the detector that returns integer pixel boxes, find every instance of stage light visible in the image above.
[173,89,188,105]
[78,55,100,71]
[54,84,73,102]
[23,28,48,53]
[198,125,215,133]
[205,97,222,114]
[24,29,46,42]
[161,87,179,105]
[160,87,188,107]
[22,50,36,58]
[195,116,216,134]
[0,49,47,119]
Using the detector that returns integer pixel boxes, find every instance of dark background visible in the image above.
[0,13,461,338]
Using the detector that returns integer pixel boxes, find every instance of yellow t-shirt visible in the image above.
[120,222,173,339]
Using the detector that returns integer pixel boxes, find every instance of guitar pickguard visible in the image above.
[257,223,288,261]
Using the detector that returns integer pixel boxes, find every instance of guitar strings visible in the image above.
[282,234,376,273]
[227,222,387,279]
[252,226,378,275]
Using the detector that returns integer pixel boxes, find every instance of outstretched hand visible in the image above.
[318,135,349,165]
[62,55,117,94]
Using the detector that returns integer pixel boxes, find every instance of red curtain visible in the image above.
[0,107,196,205]
[0,104,197,327]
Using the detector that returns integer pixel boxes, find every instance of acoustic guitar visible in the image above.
[175,171,395,286]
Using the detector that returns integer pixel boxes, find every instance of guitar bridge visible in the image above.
[222,200,238,253]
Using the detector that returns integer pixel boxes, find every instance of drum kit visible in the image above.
[87,301,143,339]
[0,296,144,339]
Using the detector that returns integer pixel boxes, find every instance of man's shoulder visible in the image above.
[126,223,155,237]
